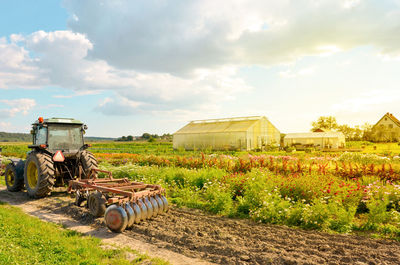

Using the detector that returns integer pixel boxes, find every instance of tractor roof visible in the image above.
[33,117,83,125]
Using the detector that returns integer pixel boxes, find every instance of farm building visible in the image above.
[173,116,281,151]
[371,113,400,142]
[284,131,345,149]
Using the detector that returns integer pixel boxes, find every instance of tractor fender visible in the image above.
[8,158,25,181]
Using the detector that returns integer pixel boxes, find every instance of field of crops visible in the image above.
[1,141,400,239]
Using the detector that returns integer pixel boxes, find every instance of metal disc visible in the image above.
[124,203,135,229]
[143,197,153,219]
[130,202,142,224]
[137,198,148,221]
[74,190,85,207]
[149,196,159,217]
[104,205,128,233]
[161,196,169,212]
[155,195,165,213]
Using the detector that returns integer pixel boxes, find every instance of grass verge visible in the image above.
[0,201,169,265]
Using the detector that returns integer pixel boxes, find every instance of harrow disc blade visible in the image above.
[149,196,159,217]
[74,191,85,207]
[124,203,135,229]
[130,202,142,224]
[137,198,148,221]
[155,195,164,214]
[161,196,169,212]
[143,197,153,219]
[105,205,128,233]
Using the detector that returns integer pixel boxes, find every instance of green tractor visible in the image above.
[4,117,98,198]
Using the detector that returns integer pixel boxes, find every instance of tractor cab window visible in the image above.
[47,124,83,151]
[35,127,47,145]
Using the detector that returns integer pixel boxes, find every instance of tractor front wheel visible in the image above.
[5,164,24,192]
[24,152,55,198]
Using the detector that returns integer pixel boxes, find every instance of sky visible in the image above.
[1,0,400,137]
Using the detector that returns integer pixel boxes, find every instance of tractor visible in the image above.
[3,117,168,232]
[4,117,97,198]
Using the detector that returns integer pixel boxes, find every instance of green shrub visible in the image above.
[204,184,233,215]
[366,197,390,225]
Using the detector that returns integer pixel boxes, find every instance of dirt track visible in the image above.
[1,188,400,265]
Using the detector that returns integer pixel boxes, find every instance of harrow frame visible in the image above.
[68,168,168,233]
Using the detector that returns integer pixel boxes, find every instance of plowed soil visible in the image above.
[1,188,400,265]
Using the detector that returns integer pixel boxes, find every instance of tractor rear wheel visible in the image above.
[81,151,98,178]
[5,164,24,192]
[24,152,55,198]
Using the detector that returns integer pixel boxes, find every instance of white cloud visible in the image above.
[0,37,46,89]
[95,97,144,116]
[63,0,400,74]
[332,90,400,113]
[0,31,250,115]
[40,104,65,109]
[0,98,36,118]
[342,0,362,9]
[279,67,315,78]
[0,122,12,131]
[1,1,400,117]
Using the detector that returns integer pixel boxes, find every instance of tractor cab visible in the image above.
[30,117,88,155]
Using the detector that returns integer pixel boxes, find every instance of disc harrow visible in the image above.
[68,169,168,233]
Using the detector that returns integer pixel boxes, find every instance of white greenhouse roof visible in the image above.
[285,132,344,139]
[174,116,267,134]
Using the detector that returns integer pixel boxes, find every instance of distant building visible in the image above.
[284,131,345,149]
[173,116,280,151]
[372,113,400,142]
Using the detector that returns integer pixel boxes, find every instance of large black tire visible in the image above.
[5,164,24,192]
[81,151,98,178]
[24,152,55,198]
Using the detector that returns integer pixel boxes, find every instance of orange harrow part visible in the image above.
[67,168,165,204]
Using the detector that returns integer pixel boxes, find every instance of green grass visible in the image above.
[0,202,169,265]
[90,141,174,155]
[347,141,400,155]
[2,140,400,159]
[0,142,30,158]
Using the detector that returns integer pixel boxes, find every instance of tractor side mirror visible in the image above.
[83,124,88,130]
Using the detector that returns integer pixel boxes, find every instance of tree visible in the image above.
[142,133,151,139]
[127,135,134,141]
[311,116,338,131]
[337,124,354,140]
[362,123,373,141]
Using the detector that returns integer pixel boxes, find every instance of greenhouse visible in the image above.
[173,116,281,151]
[284,131,346,149]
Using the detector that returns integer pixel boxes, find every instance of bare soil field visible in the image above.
[1,187,399,265]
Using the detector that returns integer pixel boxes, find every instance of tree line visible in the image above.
[116,133,172,142]
[311,116,373,141]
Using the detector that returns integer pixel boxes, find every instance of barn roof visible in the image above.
[374,112,400,128]
[174,116,267,134]
[285,132,345,139]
